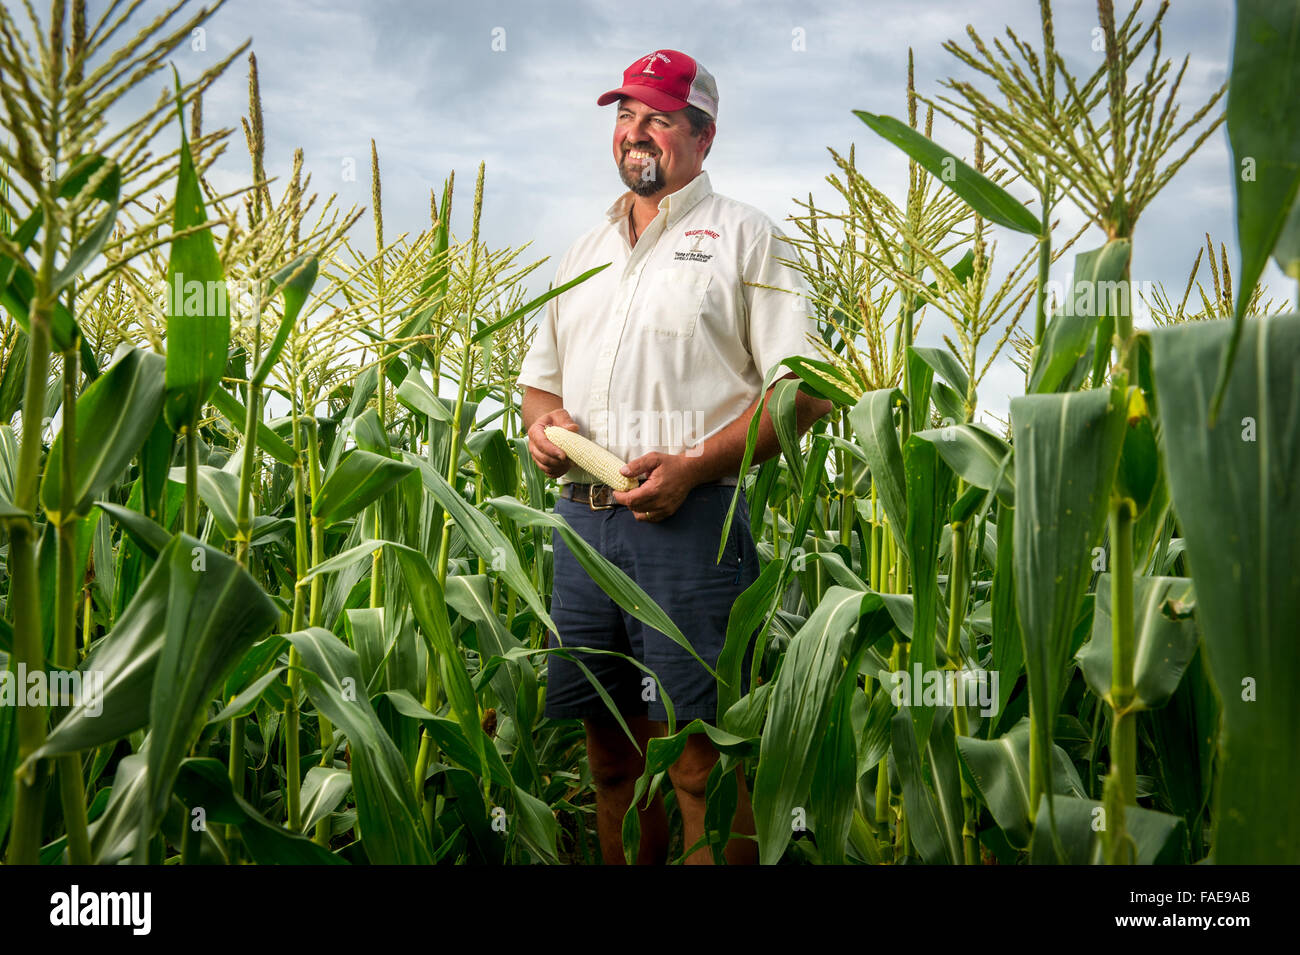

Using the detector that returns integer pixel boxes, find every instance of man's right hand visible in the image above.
[527,408,580,479]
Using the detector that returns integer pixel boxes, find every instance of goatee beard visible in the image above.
[620,157,665,197]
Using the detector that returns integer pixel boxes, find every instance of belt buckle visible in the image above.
[588,484,616,510]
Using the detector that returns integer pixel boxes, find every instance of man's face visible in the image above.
[613,98,711,198]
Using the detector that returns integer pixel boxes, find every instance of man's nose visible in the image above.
[626,119,655,140]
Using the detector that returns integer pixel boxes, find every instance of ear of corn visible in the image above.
[543,426,638,490]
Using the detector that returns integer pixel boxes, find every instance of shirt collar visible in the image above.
[604,170,713,229]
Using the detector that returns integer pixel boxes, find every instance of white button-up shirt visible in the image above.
[518,170,816,486]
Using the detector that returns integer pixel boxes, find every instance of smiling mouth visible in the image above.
[624,149,657,163]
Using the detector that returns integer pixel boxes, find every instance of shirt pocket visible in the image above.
[640,267,711,339]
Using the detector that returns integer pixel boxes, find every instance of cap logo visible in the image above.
[639,51,672,72]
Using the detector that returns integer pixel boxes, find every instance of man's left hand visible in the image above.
[612,452,698,522]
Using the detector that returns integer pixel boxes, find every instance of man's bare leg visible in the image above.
[583,714,668,864]
[654,721,758,865]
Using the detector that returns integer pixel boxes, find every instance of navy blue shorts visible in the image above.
[543,482,760,724]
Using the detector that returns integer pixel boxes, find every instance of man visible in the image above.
[518,48,830,865]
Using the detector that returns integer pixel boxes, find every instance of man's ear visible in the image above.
[699,122,717,156]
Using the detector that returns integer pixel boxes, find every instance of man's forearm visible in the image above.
[521,387,564,433]
[682,376,831,485]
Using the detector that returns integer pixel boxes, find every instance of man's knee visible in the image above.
[667,734,721,799]
[584,715,653,790]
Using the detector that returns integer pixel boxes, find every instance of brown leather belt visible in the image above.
[560,483,622,510]
[560,479,736,512]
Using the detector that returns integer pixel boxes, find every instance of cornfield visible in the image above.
[1,0,1297,869]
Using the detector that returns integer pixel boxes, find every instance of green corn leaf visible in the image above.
[752,586,898,864]
[85,753,150,864]
[312,449,416,526]
[174,758,344,864]
[207,385,296,466]
[857,683,896,773]
[768,377,806,487]
[1032,312,1098,395]
[1115,394,1161,518]
[408,459,554,631]
[252,252,318,385]
[782,355,862,406]
[323,365,379,478]
[718,363,789,562]
[41,347,166,521]
[0,330,26,422]
[849,388,908,554]
[1151,314,1300,862]
[1010,388,1127,814]
[910,345,970,402]
[469,262,610,344]
[380,687,557,863]
[27,539,174,757]
[142,535,281,853]
[208,666,287,723]
[808,642,867,864]
[349,407,390,455]
[716,559,784,726]
[1273,188,1300,277]
[1213,0,1300,418]
[26,533,277,864]
[163,68,230,433]
[388,544,487,778]
[98,501,172,559]
[168,463,239,538]
[53,158,122,293]
[299,766,355,834]
[286,628,434,864]
[466,429,518,498]
[911,422,1014,508]
[890,707,958,864]
[1077,574,1199,711]
[904,347,935,435]
[395,372,452,422]
[447,575,540,779]
[0,264,96,368]
[1029,795,1186,864]
[957,717,1088,848]
[1065,240,1132,390]
[990,505,1023,726]
[854,111,1042,236]
[1144,647,1220,833]
[901,433,955,747]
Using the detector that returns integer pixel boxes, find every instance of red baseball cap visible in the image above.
[597,49,718,120]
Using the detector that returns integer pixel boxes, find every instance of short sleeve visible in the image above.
[516,255,568,396]
[741,223,816,383]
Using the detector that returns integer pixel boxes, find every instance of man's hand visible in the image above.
[612,452,698,522]
[526,407,580,479]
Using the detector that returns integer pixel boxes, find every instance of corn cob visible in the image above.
[543,426,638,491]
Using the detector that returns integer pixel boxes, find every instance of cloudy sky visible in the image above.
[91,0,1287,425]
